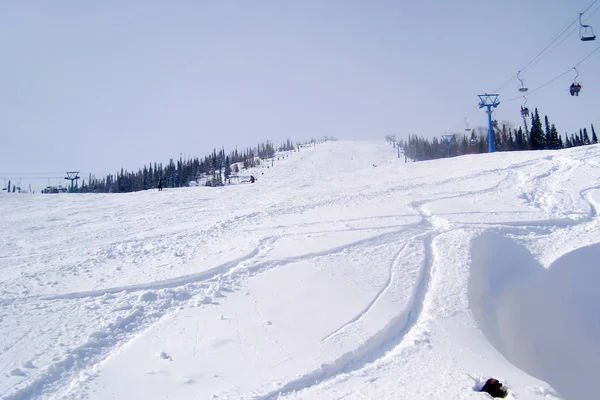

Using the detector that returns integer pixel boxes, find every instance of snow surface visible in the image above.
[1,141,599,400]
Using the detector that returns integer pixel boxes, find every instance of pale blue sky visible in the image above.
[1,0,599,189]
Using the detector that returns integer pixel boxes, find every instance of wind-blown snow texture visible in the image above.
[1,141,599,400]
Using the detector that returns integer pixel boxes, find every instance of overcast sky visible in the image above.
[1,0,599,189]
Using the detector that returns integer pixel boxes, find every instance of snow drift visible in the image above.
[469,233,600,399]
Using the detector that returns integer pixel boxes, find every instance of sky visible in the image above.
[1,0,599,189]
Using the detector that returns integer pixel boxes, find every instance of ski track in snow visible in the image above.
[319,233,426,342]
[250,182,512,399]
[0,214,420,398]
[248,151,600,399]
[251,198,441,400]
[42,245,265,300]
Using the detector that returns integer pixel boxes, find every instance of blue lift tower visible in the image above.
[478,94,500,153]
[441,134,455,158]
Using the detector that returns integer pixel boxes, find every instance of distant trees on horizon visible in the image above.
[391,108,597,161]
[74,138,295,193]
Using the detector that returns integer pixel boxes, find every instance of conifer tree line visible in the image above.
[389,108,597,161]
[75,139,295,193]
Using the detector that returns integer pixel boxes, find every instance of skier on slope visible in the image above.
[241,175,256,184]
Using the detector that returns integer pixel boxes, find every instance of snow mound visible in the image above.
[469,233,600,399]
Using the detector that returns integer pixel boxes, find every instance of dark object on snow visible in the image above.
[241,175,256,184]
[157,178,163,191]
[480,378,508,398]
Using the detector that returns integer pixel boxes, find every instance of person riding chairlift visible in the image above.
[520,106,529,117]
[570,83,582,96]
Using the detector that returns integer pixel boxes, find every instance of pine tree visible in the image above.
[529,109,545,150]
[544,116,552,149]
[515,127,524,150]
[583,128,591,145]
[218,148,225,184]
[592,124,598,144]
[558,135,563,149]
[168,159,176,187]
[565,134,572,148]
[478,132,486,153]
[211,149,217,180]
[550,124,560,149]
[224,156,232,183]
[460,135,468,155]
[507,128,515,151]
[148,163,153,189]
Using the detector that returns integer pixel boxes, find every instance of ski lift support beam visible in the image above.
[478,94,500,153]
[65,171,80,193]
[440,134,456,158]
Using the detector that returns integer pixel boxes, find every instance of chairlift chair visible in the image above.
[580,13,597,41]
[520,96,529,117]
[517,71,528,92]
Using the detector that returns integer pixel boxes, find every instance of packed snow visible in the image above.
[1,141,599,400]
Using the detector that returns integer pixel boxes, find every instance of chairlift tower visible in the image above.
[478,94,500,153]
[65,171,80,193]
[440,134,455,158]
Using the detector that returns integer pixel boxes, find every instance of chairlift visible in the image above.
[580,13,596,42]
[517,71,528,92]
[569,67,582,96]
[464,117,471,132]
[469,131,477,146]
[520,96,529,117]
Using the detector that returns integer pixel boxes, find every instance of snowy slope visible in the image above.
[1,141,599,400]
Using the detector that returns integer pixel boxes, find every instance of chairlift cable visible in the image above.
[493,0,598,93]
[0,172,69,175]
[0,176,65,179]
[503,45,600,102]
[520,0,598,73]
[455,1,598,136]
[582,0,600,14]
[534,4,600,67]
[493,19,577,92]
[575,43,600,65]
[502,5,599,100]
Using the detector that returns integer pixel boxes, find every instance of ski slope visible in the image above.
[1,141,599,400]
